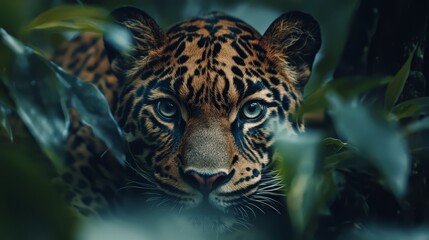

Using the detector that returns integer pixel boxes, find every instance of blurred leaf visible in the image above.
[27,5,110,33]
[0,101,13,141]
[384,48,416,112]
[1,28,69,171]
[277,132,336,237]
[26,5,133,60]
[392,97,429,119]
[404,117,429,135]
[339,225,429,240]
[48,61,126,165]
[0,28,126,167]
[327,93,410,198]
[297,76,391,116]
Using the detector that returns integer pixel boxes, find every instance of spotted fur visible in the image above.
[53,6,321,226]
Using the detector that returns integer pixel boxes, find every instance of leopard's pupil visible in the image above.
[159,100,177,118]
[242,102,263,119]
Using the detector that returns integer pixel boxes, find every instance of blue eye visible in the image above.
[241,101,266,120]
[157,100,178,119]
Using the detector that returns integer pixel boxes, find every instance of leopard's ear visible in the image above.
[103,6,167,79]
[260,11,321,88]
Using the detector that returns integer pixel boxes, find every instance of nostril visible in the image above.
[184,171,227,192]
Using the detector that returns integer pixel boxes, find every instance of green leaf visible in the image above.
[26,5,110,33]
[327,93,410,198]
[392,97,429,119]
[0,28,127,168]
[48,61,126,165]
[276,132,336,237]
[321,137,348,155]
[297,76,391,116]
[1,28,69,171]
[384,48,416,112]
[404,117,429,135]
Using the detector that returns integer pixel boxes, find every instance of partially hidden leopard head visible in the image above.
[104,6,321,227]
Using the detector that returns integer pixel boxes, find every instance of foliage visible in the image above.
[0,1,428,240]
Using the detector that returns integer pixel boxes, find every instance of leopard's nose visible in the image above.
[184,170,227,193]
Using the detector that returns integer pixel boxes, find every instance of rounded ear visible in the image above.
[260,11,321,88]
[103,6,167,79]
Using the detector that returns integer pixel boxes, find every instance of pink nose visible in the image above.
[186,171,227,192]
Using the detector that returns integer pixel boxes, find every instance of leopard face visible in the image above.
[104,7,321,220]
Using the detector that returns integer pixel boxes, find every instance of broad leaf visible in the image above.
[1,28,69,170]
[27,5,110,33]
[327,93,410,197]
[48,61,126,165]
[276,132,336,235]
[297,76,391,116]
[384,48,416,112]
[392,97,429,119]
[0,28,126,168]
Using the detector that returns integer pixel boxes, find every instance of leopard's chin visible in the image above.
[183,204,249,233]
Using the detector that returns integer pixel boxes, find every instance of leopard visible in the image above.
[52,6,321,233]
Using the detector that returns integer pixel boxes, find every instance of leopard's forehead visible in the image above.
[136,13,292,117]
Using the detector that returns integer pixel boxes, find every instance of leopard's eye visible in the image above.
[157,99,178,119]
[241,101,266,120]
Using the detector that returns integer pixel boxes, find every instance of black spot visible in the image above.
[270,77,280,85]
[175,42,186,58]
[252,169,260,177]
[197,38,206,48]
[245,176,251,181]
[165,165,171,171]
[231,66,243,78]
[212,43,221,57]
[232,56,245,66]
[231,41,247,58]
[194,68,200,76]
[177,55,189,64]
[176,66,188,75]
[232,155,239,165]
[228,26,242,34]
[246,167,251,171]
[233,77,245,95]
[282,96,290,111]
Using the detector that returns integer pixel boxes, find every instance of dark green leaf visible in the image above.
[48,61,126,165]
[0,28,126,167]
[392,97,429,119]
[297,76,391,116]
[321,137,348,155]
[1,28,68,170]
[26,5,110,33]
[327,93,410,197]
[404,117,429,135]
[384,48,416,112]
